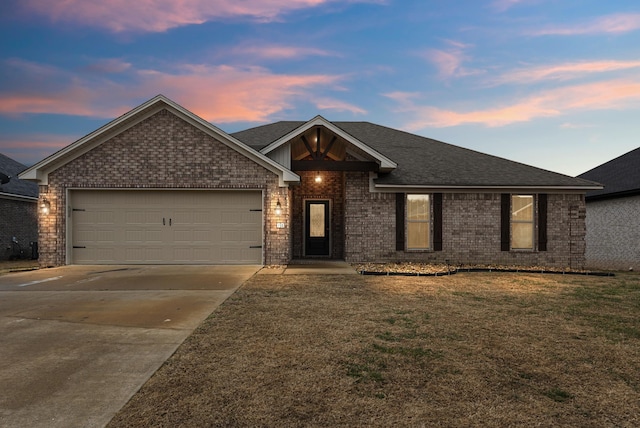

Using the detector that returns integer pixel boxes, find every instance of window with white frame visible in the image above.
[511,194,534,249]
[407,194,431,249]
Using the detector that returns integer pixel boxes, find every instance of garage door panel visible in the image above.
[171,247,193,263]
[71,190,262,264]
[123,229,164,243]
[220,247,261,264]
[74,248,117,264]
[125,209,163,224]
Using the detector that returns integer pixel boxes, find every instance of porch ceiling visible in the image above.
[291,126,348,161]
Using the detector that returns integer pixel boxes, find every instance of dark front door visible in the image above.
[305,200,330,256]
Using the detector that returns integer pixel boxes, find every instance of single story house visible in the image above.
[1,153,38,260]
[20,95,600,268]
[578,147,640,271]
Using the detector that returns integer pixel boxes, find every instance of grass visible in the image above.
[0,260,39,275]
[108,271,640,427]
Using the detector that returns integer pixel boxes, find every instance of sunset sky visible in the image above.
[1,0,639,176]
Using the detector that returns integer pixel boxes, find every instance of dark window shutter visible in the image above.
[433,193,443,251]
[500,194,510,251]
[396,193,405,251]
[538,193,548,251]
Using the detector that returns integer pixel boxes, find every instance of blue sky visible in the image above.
[1,0,639,176]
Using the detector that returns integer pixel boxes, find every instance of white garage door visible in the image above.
[70,190,263,264]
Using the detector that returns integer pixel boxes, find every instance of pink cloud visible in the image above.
[229,44,335,60]
[137,65,343,122]
[0,58,130,117]
[491,60,640,85]
[22,0,374,33]
[0,93,126,118]
[313,97,367,115]
[424,49,465,79]
[491,0,529,12]
[0,135,75,166]
[421,41,483,80]
[531,13,640,36]
[0,59,345,123]
[392,79,640,129]
[83,58,132,74]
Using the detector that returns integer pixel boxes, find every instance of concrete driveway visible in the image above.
[0,265,260,428]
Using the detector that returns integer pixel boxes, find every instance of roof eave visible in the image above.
[0,192,38,202]
[586,188,640,201]
[373,183,603,193]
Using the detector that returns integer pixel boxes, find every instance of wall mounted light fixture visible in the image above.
[275,199,283,216]
[40,198,51,215]
[315,173,322,183]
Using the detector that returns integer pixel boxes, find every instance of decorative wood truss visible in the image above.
[291,126,379,172]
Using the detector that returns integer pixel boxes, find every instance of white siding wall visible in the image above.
[585,195,640,270]
[267,145,291,169]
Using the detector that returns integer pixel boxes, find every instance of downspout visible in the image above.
[569,206,572,269]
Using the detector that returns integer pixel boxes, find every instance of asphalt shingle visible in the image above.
[232,121,598,188]
[0,153,38,198]
[578,147,640,200]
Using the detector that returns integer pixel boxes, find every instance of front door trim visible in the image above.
[304,199,331,257]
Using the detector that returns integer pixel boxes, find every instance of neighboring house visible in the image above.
[578,147,640,271]
[20,95,600,268]
[1,153,38,260]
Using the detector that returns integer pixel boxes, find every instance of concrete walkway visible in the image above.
[258,260,358,275]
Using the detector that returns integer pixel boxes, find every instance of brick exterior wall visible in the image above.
[0,198,38,261]
[344,171,586,269]
[36,108,588,269]
[344,172,397,261]
[38,109,289,267]
[584,195,640,271]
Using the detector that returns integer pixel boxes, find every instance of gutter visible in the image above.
[372,183,603,193]
[0,192,38,202]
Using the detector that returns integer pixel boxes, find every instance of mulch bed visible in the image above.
[353,262,615,277]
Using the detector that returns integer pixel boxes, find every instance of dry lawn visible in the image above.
[108,272,640,427]
[0,259,39,274]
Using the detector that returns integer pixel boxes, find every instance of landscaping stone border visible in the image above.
[359,268,615,277]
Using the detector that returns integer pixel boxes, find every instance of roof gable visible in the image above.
[256,116,397,172]
[19,95,299,186]
[578,146,640,200]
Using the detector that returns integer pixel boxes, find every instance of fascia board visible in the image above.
[0,192,38,202]
[260,115,398,171]
[372,184,604,193]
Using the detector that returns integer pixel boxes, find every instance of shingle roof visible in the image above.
[233,121,305,150]
[232,121,599,189]
[577,146,640,200]
[0,153,38,198]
